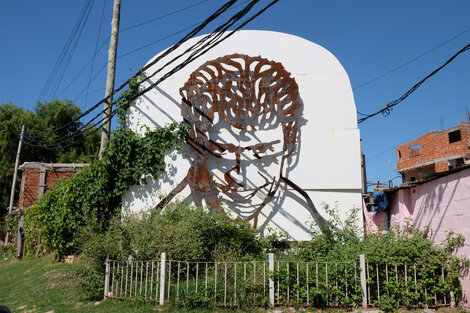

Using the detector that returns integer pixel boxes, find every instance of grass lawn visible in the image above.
[0,256,267,313]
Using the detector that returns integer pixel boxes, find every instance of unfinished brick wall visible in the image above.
[396,121,470,182]
[401,164,435,183]
[18,163,88,209]
[18,167,41,208]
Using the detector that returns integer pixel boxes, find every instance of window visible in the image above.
[410,176,416,182]
[397,150,402,160]
[409,144,420,158]
[448,130,461,143]
[448,158,464,170]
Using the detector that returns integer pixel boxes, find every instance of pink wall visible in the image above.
[364,168,470,306]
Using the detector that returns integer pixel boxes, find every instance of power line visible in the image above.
[118,0,251,59]
[50,4,95,101]
[84,0,108,111]
[353,26,470,91]
[136,0,264,91]
[55,38,109,99]
[72,1,253,104]
[27,0,239,139]
[56,0,217,103]
[365,102,470,164]
[120,0,209,32]
[25,0,246,142]
[357,42,470,124]
[24,0,279,150]
[37,0,95,103]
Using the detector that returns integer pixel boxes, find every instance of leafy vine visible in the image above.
[24,78,188,256]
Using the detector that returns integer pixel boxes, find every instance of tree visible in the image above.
[0,100,100,220]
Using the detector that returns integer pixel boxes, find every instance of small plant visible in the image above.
[297,205,469,310]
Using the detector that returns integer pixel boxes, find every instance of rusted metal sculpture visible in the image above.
[156,53,325,229]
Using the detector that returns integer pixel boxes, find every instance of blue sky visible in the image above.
[1,0,470,189]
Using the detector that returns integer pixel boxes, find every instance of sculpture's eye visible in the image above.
[250,140,281,159]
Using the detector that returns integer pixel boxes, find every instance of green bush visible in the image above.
[81,201,273,263]
[296,204,470,310]
[23,124,186,257]
[77,201,282,300]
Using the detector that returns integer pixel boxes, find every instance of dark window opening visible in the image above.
[410,176,416,182]
[448,158,465,170]
[397,150,402,160]
[449,130,461,143]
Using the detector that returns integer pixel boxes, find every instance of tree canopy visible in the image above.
[0,99,100,218]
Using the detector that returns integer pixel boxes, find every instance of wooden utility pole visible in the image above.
[3,125,25,249]
[99,0,121,159]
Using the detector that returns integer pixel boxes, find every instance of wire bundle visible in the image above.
[358,43,470,124]
[23,0,280,150]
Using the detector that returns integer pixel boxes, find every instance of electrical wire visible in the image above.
[357,43,470,124]
[26,0,240,138]
[84,0,108,111]
[38,0,92,102]
[73,0,253,105]
[56,0,214,103]
[118,0,251,59]
[55,38,109,99]
[135,0,263,93]
[49,3,95,101]
[37,0,95,103]
[24,0,279,150]
[120,0,209,32]
[354,26,470,91]
[365,102,470,163]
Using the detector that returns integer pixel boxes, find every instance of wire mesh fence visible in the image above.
[103,253,456,309]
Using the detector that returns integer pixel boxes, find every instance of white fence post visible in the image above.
[104,255,110,299]
[159,252,166,305]
[359,254,367,308]
[269,253,275,308]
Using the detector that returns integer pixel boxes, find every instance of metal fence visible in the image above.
[103,253,456,308]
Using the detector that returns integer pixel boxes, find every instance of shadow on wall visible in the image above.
[412,177,461,241]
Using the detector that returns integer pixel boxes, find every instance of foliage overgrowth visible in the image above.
[292,205,470,311]
[23,74,189,256]
[0,100,100,221]
[76,201,283,300]
[24,123,186,256]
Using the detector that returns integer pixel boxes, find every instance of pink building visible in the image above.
[364,166,470,306]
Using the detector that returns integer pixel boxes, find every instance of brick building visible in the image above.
[396,114,470,183]
[18,162,88,210]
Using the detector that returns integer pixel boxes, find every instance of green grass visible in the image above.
[0,256,265,313]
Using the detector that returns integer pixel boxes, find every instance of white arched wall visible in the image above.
[123,30,362,240]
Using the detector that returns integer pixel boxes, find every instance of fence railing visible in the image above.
[103,253,456,308]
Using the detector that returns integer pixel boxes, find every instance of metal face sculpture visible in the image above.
[156,53,325,228]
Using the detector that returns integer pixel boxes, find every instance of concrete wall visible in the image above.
[123,30,363,241]
[364,168,470,306]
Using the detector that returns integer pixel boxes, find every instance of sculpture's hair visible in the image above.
[180,53,302,156]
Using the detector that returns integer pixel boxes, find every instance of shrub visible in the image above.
[297,204,470,310]
[77,201,281,299]
[23,124,186,257]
